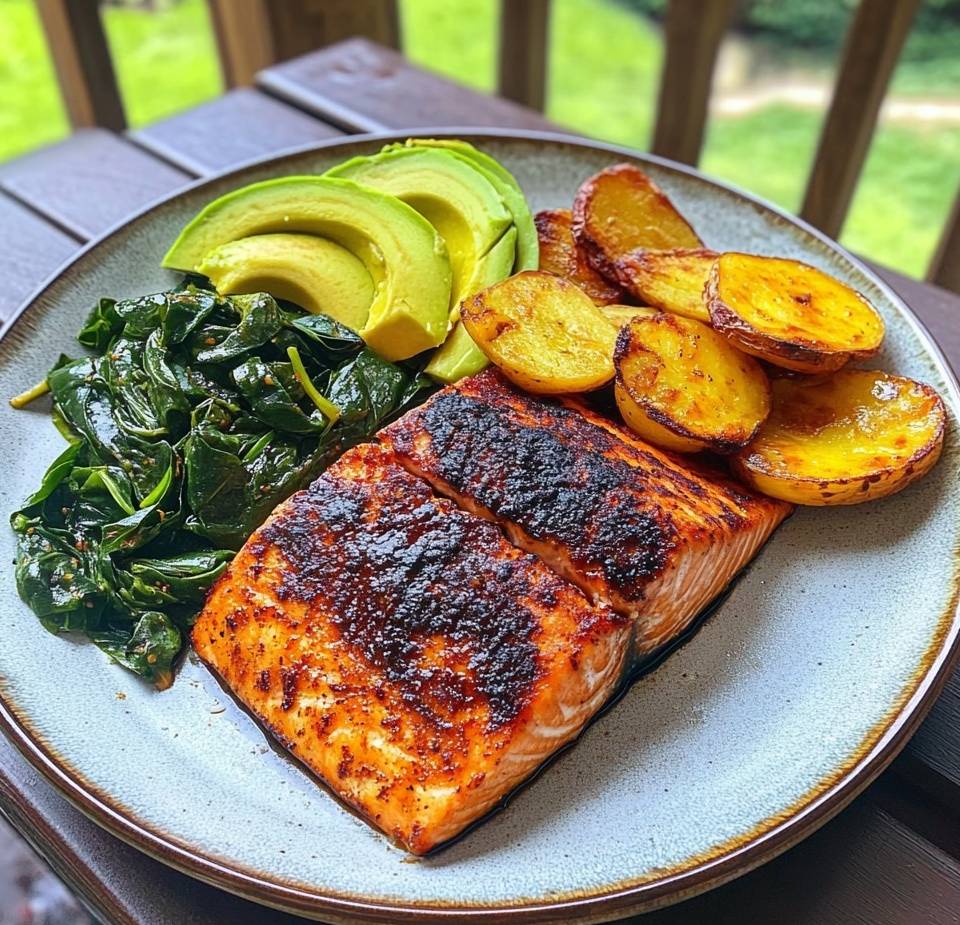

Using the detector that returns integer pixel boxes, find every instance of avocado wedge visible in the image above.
[423,227,517,383]
[406,138,539,272]
[198,234,374,332]
[326,147,514,309]
[163,176,452,361]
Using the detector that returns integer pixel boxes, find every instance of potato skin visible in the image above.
[461,270,617,394]
[732,369,946,505]
[707,253,885,374]
[614,380,706,453]
[535,208,625,305]
[572,164,702,280]
[614,313,771,455]
[613,248,717,323]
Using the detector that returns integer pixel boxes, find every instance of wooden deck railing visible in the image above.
[30,0,960,294]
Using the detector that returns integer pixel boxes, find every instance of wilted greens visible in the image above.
[11,283,432,686]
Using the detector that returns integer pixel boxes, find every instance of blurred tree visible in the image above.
[618,0,960,56]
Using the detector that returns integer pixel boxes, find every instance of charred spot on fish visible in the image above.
[259,462,544,730]
[280,665,299,710]
[393,390,674,596]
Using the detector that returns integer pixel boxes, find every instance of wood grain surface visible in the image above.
[258,37,559,133]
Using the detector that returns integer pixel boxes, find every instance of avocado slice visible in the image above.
[197,234,374,332]
[423,227,517,383]
[406,138,539,272]
[326,147,514,309]
[162,176,452,361]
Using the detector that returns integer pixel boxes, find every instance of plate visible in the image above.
[0,131,958,924]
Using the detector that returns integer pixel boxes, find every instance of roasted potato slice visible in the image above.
[535,208,625,304]
[572,164,702,279]
[707,253,885,374]
[462,270,617,394]
[600,304,658,329]
[732,369,946,505]
[614,313,771,454]
[613,248,717,323]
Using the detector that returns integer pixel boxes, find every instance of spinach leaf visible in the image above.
[161,288,219,345]
[93,611,181,687]
[288,313,362,359]
[184,426,302,548]
[113,293,166,340]
[195,293,283,363]
[48,357,173,503]
[231,358,327,434]
[21,442,81,508]
[78,298,121,351]
[12,515,107,632]
[128,551,232,605]
[143,329,190,429]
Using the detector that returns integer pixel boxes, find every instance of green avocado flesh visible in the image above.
[423,227,517,383]
[406,138,539,272]
[197,234,374,332]
[162,176,452,361]
[326,147,514,309]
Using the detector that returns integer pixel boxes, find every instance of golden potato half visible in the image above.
[732,369,946,505]
[535,208,625,305]
[614,248,717,323]
[462,270,617,394]
[572,164,702,279]
[614,313,771,454]
[707,253,885,374]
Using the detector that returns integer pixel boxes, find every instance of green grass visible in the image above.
[0,0,221,161]
[0,0,69,159]
[2,0,958,277]
[100,0,222,127]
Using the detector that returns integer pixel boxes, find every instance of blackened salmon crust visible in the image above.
[256,456,566,729]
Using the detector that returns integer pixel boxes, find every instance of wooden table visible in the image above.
[2,38,959,925]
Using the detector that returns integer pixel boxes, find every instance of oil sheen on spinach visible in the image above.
[11,283,432,687]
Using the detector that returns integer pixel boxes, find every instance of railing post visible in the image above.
[497,0,551,112]
[35,0,126,131]
[207,0,274,88]
[651,0,737,166]
[928,188,960,295]
[800,0,920,240]
[208,0,400,88]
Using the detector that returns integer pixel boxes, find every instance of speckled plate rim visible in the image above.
[0,129,958,925]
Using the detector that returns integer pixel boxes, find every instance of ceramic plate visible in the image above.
[0,131,958,924]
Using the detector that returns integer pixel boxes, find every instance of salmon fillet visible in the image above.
[380,370,792,656]
[192,442,630,854]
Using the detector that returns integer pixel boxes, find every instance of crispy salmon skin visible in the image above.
[381,370,792,655]
[192,443,630,854]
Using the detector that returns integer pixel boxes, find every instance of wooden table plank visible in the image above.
[0,194,78,324]
[870,263,960,372]
[639,801,960,925]
[0,129,186,239]
[129,88,343,176]
[901,674,960,795]
[257,37,561,133]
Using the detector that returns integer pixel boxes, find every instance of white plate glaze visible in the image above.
[0,132,957,924]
